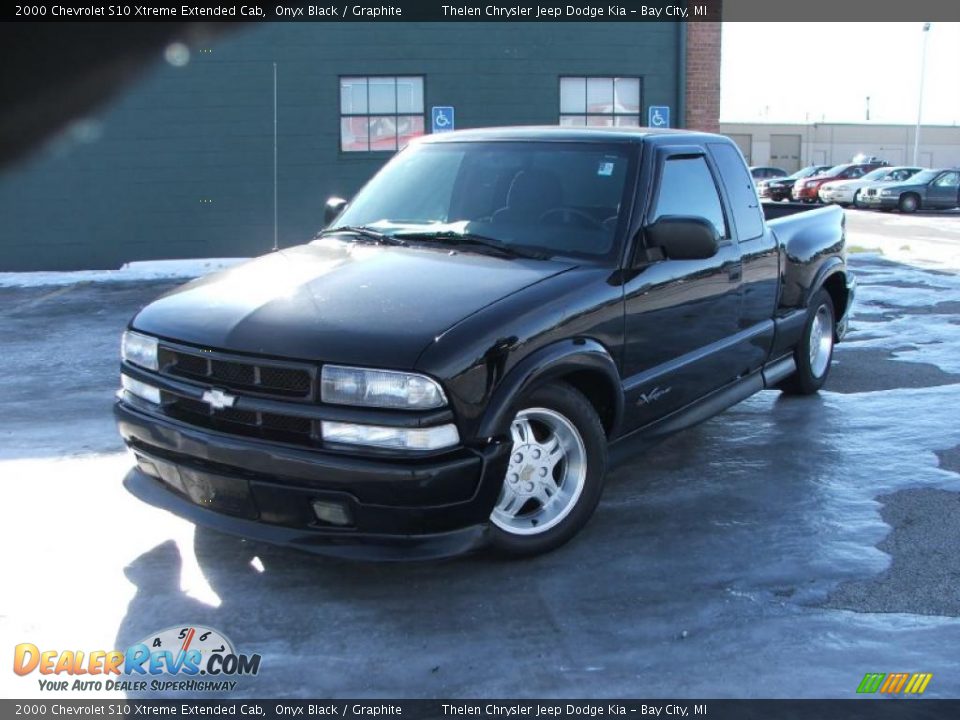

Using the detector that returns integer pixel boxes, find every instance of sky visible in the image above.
[720,22,960,125]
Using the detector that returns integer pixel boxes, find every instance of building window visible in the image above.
[559,77,642,127]
[339,76,425,152]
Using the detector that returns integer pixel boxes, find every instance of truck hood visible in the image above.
[131,238,576,369]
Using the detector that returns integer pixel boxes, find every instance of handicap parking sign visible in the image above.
[648,106,670,128]
[432,106,455,133]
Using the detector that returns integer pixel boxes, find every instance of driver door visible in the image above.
[928,171,960,209]
[620,148,743,432]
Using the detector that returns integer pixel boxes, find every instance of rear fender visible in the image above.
[804,257,846,308]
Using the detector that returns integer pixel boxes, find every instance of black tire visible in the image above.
[898,193,920,213]
[780,289,836,395]
[488,382,607,557]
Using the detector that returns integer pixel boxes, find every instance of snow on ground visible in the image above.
[845,209,960,271]
[0,258,248,288]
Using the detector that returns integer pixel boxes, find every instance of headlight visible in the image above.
[121,331,159,371]
[880,189,893,196]
[321,421,459,451]
[321,365,446,409]
[121,374,161,405]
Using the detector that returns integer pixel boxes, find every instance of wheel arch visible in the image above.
[900,191,921,211]
[821,271,849,323]
[476,339,623,441]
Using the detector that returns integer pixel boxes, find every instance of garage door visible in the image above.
[770,134,801,173]
[727,134,752,164]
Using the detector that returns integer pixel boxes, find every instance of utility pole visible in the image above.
[913,23,931,166]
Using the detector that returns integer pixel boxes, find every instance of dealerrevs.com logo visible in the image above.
[13,625,261,693]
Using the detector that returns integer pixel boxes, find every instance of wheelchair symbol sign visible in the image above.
[648,106,670,128]
[432,106,455,133]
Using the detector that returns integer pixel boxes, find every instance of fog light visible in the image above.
[121,374,161,404]
[320,420,459,450]
[312,500,353,527]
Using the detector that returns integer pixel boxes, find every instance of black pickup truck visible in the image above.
[116,127,855,559]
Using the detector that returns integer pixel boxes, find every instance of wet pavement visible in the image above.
[1,209,959,699]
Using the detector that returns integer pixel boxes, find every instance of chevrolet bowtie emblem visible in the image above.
[202,388,237,411]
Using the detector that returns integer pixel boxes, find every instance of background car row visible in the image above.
[755,160,960,213]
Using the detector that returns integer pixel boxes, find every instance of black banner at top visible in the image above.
[5,0,960,22]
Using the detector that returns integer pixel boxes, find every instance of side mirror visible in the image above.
[643,216,720,261]
[324,196,348,226]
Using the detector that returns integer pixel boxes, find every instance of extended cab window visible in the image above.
[708,143,764,241]
[652,156,727,239]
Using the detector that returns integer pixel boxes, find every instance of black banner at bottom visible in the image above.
[2,700,958,720]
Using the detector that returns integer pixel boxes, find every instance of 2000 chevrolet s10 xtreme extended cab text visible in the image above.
[116,127,855,559]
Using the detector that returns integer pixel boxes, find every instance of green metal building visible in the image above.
[0,22,717,271]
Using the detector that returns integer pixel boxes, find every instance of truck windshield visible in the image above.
[331,141,635,260]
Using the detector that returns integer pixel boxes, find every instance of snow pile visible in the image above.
[0,258,248,288]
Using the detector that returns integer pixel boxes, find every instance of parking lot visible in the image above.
[2,208,960,699]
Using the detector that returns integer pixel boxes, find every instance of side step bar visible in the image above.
[762,355,796,388]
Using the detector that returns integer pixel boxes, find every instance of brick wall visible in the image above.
[684,23,722,133]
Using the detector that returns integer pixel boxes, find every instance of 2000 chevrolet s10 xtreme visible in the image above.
[116,127,855,559]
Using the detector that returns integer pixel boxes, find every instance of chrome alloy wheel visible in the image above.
[809,304,834,378]
[490,407,587,536]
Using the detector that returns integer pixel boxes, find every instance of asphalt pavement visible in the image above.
[1,208,959,699]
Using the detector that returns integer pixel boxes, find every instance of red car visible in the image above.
[793,162,887,203]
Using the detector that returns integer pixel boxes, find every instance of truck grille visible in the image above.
[159,345,314,400]
[152,342,319,446]
[866,189,877,196]
[163,394,316,444]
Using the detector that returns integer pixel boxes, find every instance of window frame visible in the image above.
[708,141,765,242]
[648,150,732,244]
[558,75,643,128]
[338,74,426,154]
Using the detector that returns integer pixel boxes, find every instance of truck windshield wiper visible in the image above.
[318,225,407,246]
[392,230,550,259]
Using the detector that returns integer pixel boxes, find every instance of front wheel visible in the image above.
[489,382,607,556]
[780,289,835,395]
[898,193,920,214]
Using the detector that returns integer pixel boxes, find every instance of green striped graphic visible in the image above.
[857,673,886,693]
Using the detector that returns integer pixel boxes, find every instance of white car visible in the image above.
[819,166,924,207]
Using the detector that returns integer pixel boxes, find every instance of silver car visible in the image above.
[819,166,924,207]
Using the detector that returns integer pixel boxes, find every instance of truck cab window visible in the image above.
[653,156,728,239]
[708,142,764,241]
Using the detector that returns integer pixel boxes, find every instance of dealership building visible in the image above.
[0,22,720,271]
[722,121,960,174]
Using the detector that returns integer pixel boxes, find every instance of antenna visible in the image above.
[273,61,279,252]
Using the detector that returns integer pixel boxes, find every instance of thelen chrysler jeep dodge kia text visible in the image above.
[115,127,854,559]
